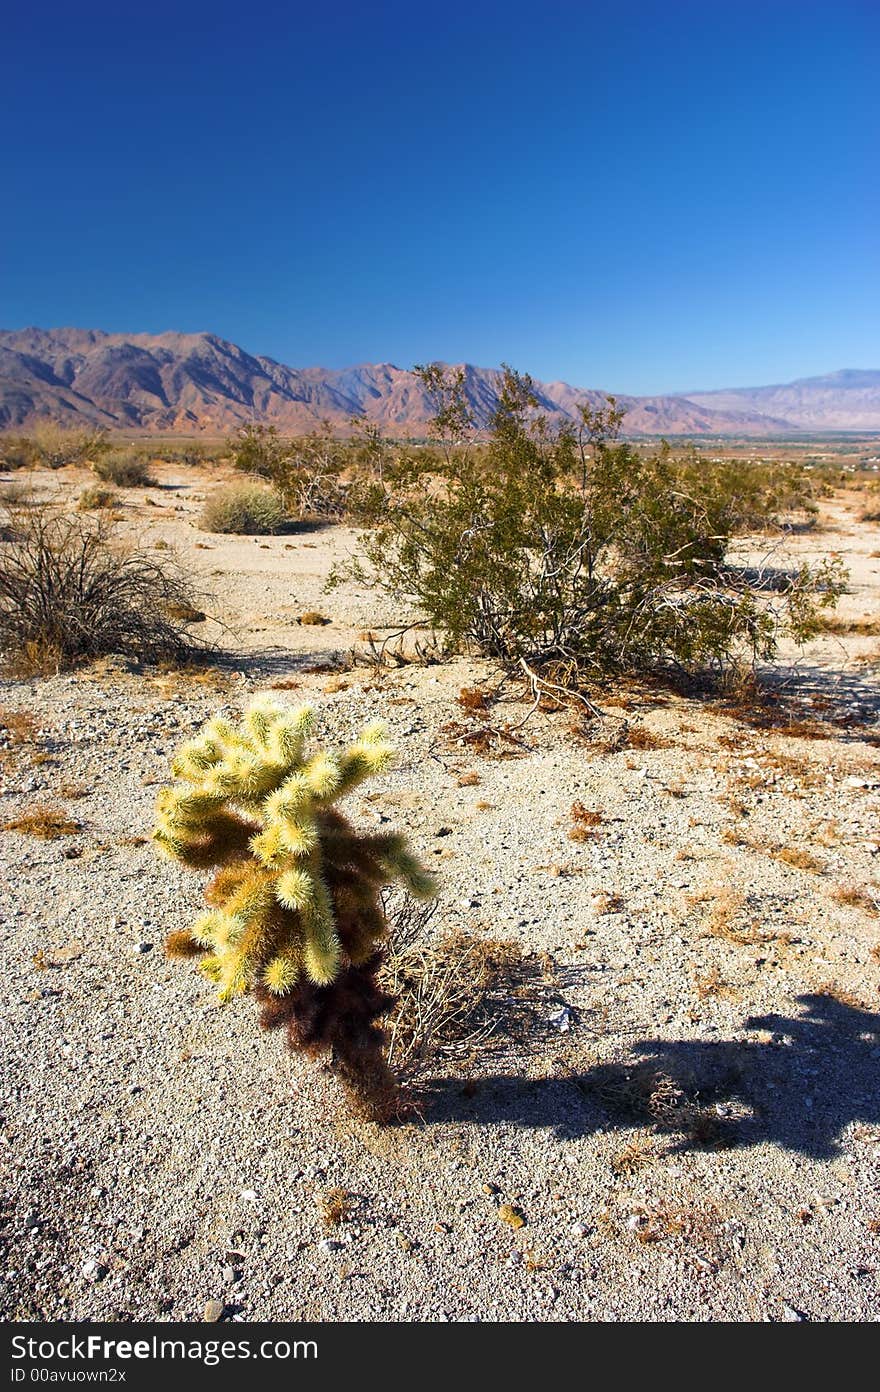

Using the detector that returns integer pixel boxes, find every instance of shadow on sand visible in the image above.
[420,993,880,1158]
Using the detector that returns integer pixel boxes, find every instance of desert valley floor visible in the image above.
[1,460,879,1322]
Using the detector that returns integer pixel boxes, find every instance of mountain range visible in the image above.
[1,327,878,437]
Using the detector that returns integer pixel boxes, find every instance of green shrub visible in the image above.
[337,366,846,686]
[690,455,825,533]
[200,481,286,534]
[232,422,354,520]
[232,422,289,477]
[92,449,154,487]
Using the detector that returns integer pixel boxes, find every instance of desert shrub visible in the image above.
[233,422,354,521]
[92,448,154,487]
[0,482,37,511]
[155,443,215,467]
[693,456,825,532]
[155,697,436,1120]
[1,427,108,471]
[380,896,559,1077]
[337,366,846,687]
[284,432,352,520]
[0,436,40,471]
[200,481,286,534]
[77,485,116,511]
[30,425,109,470]
[231,421,430,523]
[0,504,210,673]
[232,422,289,476]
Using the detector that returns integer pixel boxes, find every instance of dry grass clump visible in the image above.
[689,885,778,947]
[380,897,558,1076]
[3,802,79,839]
[569,801,603,841]
[456,770,481,787]
[625,726,672,751]
[611,1135,657,1175]
[774,846,824,873]
[831,884,879,915]
[200,481,286,534]
[318,1187,355,1228]
[458,686,490,713]
[690,886,743,934]
[92,449,154,487]
[0,708,39,745]
[77,485,116,512]
[0,505,211,674]
[298,611,331,626]
[590,1065,729,1148]
[819,615,880,637]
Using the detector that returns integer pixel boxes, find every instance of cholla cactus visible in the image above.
[153,696,436,1118]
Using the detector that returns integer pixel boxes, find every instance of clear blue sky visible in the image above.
[2,0,877,393]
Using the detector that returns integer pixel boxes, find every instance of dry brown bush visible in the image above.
[380,897,559,1077]
[0,505,211,673]
[77,486,116,512]
[611,1135,657,1175]
[92,449,154,487]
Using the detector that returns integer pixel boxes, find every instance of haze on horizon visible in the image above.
[2,0,877,396]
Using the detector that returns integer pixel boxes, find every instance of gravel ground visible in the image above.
[1,466,879,1322]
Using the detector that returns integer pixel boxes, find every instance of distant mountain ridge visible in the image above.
[1,327,878,437]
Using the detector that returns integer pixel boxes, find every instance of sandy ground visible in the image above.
[1,463,879,1323]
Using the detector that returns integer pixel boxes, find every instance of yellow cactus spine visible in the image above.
[154,696,437,1120]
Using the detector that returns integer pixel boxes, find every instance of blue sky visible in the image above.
[2,0,877,393]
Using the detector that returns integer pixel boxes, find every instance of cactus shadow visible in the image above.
[419,993,880,1158]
